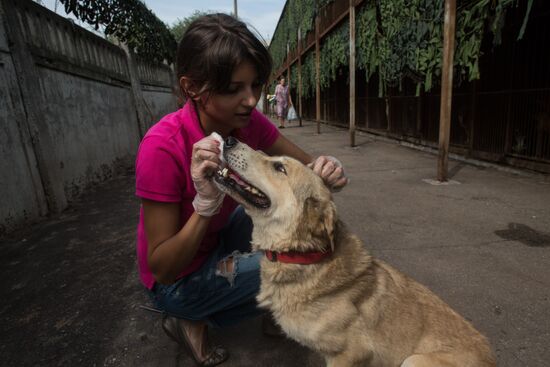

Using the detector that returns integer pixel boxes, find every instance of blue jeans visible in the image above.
[150,206,264,328]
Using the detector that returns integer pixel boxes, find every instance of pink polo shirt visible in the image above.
[135,101,279,289]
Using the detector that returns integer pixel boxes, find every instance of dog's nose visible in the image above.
[225,136,238,149]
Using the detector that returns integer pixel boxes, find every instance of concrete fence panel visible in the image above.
[0,0,178,235]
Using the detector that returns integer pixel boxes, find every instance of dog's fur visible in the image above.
[215,141,496,367]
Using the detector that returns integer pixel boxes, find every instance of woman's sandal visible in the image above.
[162,315,228,366]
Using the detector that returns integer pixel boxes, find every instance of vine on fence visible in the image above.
[270,0,336,72]
[59,0,176,63]
[271,0,531,96]
[320,21,349,89]
[355,0,497,95]
[290,63,298,96]
[301,51,315,98]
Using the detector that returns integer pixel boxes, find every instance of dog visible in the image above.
[214,137,496,367]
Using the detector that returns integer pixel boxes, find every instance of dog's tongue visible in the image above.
[229,172,247,186]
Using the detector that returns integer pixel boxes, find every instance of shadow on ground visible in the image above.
[0,173,321,367]
[495,223,550,247]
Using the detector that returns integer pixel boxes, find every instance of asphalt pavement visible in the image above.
[1,119,549,366]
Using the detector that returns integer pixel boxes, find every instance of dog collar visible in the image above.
[265,249,332,265]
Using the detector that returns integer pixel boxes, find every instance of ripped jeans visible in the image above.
[150,206,264,328]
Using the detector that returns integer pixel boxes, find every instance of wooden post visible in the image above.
[437,0,457,182]
[349,0,356,147]
[298,27,303,127]
[315,14,321,134]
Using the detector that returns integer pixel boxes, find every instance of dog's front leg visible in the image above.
[325,353,370,367]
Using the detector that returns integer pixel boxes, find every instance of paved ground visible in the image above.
[1,119,549,367]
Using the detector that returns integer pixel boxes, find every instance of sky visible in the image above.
[40,0,286,42]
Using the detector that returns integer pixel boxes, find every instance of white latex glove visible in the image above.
[307,155,348,192]
[191,133,225,216]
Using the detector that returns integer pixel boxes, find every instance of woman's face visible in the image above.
[198,60,262,137]
[280,78,286,86]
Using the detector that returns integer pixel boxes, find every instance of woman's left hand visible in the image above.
[308,156,348,192]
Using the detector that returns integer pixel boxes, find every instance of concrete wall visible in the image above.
[0,0,178,234]
[137,58,179,129]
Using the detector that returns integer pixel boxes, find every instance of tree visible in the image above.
[170,10,212,43]
[59,0,176,63]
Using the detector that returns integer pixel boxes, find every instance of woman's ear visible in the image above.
[179,77,200,101]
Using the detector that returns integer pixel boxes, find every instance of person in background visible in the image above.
[135,13,348,366]
[274,77,292,128]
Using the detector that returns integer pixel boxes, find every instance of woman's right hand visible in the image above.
[191,135,224,216]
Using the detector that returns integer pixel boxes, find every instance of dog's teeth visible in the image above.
[221,168,229,177]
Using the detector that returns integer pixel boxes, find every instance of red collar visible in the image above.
[265,249,332,265]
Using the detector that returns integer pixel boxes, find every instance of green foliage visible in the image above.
[454,0,490,83]
[59,0,176,63]
[355,2,378,82]
[356,0,445,95]
[301,51,316,98]
[491,0,533,44]
[269,0,321,72]
[319,21,349,89]
[290,63,298,94]
[271,0,528,96]
[355,0,522,95]
[170,10,212,43]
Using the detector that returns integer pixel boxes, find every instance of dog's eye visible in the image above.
[273,162,287,175]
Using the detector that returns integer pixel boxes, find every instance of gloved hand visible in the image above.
[308,155,348,192]
[191,133,225,216]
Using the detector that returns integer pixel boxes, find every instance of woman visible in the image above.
[274,77,292,128]
[135,13,347,366]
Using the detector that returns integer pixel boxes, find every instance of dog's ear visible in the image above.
[300,197,337,251]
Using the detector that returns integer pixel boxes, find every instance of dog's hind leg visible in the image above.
[325,352,371,367]
[400,352,494,367]
[400,353,457,367]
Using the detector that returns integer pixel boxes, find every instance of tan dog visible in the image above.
[214,138,496,367]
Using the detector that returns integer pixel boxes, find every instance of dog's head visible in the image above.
[214,137,336,253]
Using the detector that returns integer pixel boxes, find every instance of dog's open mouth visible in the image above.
[214,166,271,209]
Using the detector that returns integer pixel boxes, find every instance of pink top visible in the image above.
[275,84,289,107]
[135,101,279,289]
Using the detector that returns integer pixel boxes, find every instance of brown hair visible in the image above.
[176,13,272,98]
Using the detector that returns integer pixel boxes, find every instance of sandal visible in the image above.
[162,315,228,366]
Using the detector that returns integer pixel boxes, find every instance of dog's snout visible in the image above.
[225,136,238,149]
